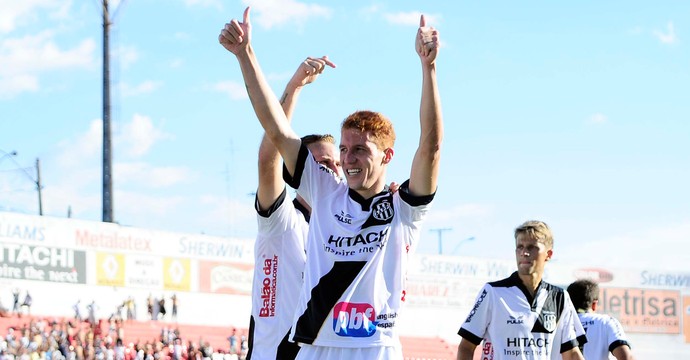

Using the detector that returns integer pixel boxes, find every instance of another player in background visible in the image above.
[457,220,587,360]
[249,55,338,359]
[567,279,634,360]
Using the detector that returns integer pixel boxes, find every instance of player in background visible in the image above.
[567,279,634,360]
[457,220,586,360]
[249,55,338,359]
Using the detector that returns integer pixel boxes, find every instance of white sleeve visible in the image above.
[458,284,492,345]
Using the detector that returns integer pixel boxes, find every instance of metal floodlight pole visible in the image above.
[36,158,43,215]
[0,150,44,215]
[429,228,453,255]
[102,0,114,223]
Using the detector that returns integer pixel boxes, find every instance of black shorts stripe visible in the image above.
[293,261,366,344]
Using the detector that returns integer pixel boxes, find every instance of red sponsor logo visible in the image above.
[573,268,614,283]
[259,256,278,317]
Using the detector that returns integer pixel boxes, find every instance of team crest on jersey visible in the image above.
[373,199,393,221]
[362,195,395,229]
[542,311,556,332]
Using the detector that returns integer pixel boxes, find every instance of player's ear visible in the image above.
[382,148,394,164]
[545,249,553,261]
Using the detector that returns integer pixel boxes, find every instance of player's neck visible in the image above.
[352,177,388,199]
[519,273,543,297]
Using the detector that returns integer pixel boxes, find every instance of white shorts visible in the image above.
[295,345,403,360]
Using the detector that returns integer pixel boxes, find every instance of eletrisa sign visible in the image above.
[598,286,680,334]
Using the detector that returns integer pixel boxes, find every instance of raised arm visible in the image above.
[219,7,302,176]
[408,14,443,197]
[256,56,335,210]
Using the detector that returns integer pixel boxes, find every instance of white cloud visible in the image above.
[118,114,174,157]
[56,114,173,168]
[39,114,188,219]
[0,31,95,74]
[56,119,103,168]
[120,80,162,97]
[242,0,332,29]
[383,12,441,27]
[653,21,677,45]
[0,30,96,97]
[0,0,63,34]
[588,113,607,124]
[213,80,248,100]
[0,74,38,98]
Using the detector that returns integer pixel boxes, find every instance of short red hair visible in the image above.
[341,110,396,150]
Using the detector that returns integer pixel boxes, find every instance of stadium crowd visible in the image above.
[0,294,247,360]
[0,315,246,360]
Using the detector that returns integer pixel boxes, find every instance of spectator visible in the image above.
[73,300,83,322]
[87,300,98,325]
[12,289,20,314]
[21,292,32,316]
[226,328,237,355]
[170,294,178,321]
[158,297,166,321]
[125,296,135,321]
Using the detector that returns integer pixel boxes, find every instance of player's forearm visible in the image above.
[256,83,304,208]
[456,341,476,360]
[236,47,299,166]
[409,63,443,196]
[419,63,443,152]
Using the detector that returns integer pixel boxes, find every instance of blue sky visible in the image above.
[1,0,688,270]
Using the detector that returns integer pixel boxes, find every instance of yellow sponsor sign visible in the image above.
[163,258,190,291]
[95,252,125,287]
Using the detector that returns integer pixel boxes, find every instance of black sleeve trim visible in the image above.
[457,328,483,346]
[292,198,310,223]
[398,179,435,206]
[609,340,630,353]
[560,337,582,354]
[283,143,309,189]
[255,187,287,218]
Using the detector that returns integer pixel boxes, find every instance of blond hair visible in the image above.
[514,220,553,249]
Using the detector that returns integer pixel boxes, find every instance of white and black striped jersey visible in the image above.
[248,188,308,360]
[577,311,630,360]
[458,272,587,359]
[284,144,434,348]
